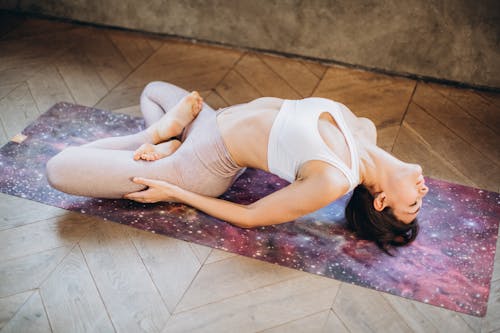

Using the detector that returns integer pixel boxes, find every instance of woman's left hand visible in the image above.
[123,177,182,203]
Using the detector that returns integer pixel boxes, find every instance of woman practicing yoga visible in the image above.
[46,81,428,253]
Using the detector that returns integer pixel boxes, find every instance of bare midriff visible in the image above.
[215,97,284,172]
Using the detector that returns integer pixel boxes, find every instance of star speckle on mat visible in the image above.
[0,102,498,317]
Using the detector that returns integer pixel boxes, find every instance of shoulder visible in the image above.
[357,117,377,143]
[336,102,377,144]
[297,160,351,196]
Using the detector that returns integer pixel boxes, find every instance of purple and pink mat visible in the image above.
[1,102,499,317]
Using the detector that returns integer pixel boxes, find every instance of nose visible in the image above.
[416,173,428,195]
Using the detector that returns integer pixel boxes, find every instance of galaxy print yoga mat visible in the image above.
[1,102,499,317]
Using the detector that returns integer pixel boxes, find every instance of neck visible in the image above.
[358,143,401,194]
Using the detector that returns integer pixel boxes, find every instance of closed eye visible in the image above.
[410,201,418,207]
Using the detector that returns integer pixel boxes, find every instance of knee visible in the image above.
[45,147,76,191]
[141,81,168,98]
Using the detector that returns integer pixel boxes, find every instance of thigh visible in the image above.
[46,146,184,199]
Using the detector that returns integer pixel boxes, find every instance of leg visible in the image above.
[81,81,209,150]
[45,106,242,199]
[80,130,154,150]
[140,81,192,127]
[145,91,203,144]
[46,146,183,199]
[80,89,202,151]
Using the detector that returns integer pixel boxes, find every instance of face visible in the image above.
[375,163,429,224]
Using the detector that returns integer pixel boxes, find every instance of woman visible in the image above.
[46,81,428,253]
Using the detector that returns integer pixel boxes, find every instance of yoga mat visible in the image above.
[1,102,498,317]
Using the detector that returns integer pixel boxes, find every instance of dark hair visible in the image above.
[345,184,419,256]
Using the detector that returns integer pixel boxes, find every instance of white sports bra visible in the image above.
[267,97,360,192]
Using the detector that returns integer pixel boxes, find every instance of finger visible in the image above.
[130,177,154,186]
[134,176,169,188]
[123,192,139,200]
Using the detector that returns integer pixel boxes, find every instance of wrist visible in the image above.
[172,185,188,203]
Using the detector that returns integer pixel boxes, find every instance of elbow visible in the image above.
[234,206,264,229]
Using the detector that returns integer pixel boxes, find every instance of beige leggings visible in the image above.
[45,81,246,199]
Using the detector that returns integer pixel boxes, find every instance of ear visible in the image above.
[373,192,387,212]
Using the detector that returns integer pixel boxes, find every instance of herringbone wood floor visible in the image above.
[0,11,499,333]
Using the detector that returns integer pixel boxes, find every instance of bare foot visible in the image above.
[147,91,203,144]
[133,140,181,161]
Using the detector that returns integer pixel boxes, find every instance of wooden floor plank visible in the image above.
[0,83,19,100]
[0,83,40,139]
[174,255,304,313]
[428,82,500,133]
[199,89,229,110]
[164,275,340,333]
[382,291,475,333]
[0,193,68,231]
[302,60,328,79]
[392,122,475,187]
[412,82,500,165]
[106,30,158,68]
[333,282,413,333]
[259,54,321,97]
[203,248,237,265]
[477,90,500,108]
[0,246,71,297]
[402,102,499,190]
[259,310,331,333]
[492,237,500,282]
[377,124,400,152]
[0,29,81,85]
[40,245,115,333]
[234,53,302,99]
[314,66,416,128]
[27,64,75,113]
[96,41,242,110]
[480,278,500,332]
[0,290,52,333]
[55,47,110,107]
[188,243,212,265]
[0,214,95,262]
[77,31,132,90]
[79,221,170,333]
[127,228,204,314]
[322,310,350,333]
[215,69,262,105]
[0,291,33,330]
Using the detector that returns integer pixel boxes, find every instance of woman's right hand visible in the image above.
[123,177,182,203]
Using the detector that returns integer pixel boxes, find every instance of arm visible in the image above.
[125,174,346,228]
[175,175,345,228]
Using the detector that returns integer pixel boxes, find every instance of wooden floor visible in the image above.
[0,11,499,333]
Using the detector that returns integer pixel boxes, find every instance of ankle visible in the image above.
[145,126,160,144]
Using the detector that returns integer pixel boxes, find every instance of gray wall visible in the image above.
[3,0,499,89]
